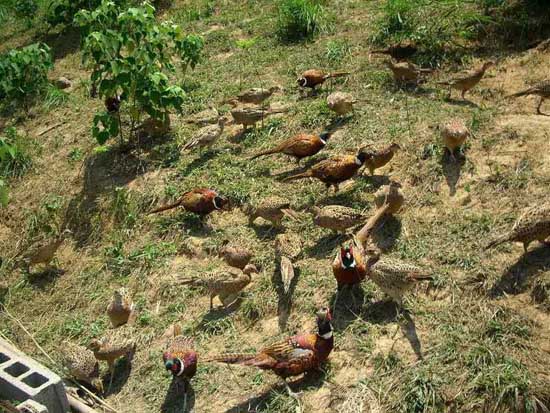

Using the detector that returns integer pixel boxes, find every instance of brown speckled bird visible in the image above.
[310,205,367,233]
[244,196,299,228]
[186,107,220,127]
[162,326,198,409]
[386,60,431,85]
[327,92,357,116]
[364,247,432,307]
[230,106,286,131]
[283,152,368,192]
[372,40,417,61]
[149,188,228,217]
[250,132,330,164]
[506,80,550,115]
[440,119,470,160]
[234,86,281,105]
[62,342,104,393]
[204,308,333,397]
[89,332,136,391]
[438,61,494,100]
[363,143,400,175]
[21,229,71,271]
[107,287,135,328]
[485,203,550,252]
[297,69,350,91]
[177,264,259,309]
[181,118,225,153]
[218,241,253,270]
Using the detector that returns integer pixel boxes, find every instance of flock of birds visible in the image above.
[13,40,550,410]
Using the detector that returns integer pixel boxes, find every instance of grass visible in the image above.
[276,0,326,42]
[1,0,550,412]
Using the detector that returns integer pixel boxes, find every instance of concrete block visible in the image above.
[17,399,49,413]
[0,339,69,413]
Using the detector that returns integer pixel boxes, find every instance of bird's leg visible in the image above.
[334,184,339,193]
[537,97,547,115]
[107,360,115,393]
[332,287,341,316]
[210,294,214,310]
[281,378,303,404]
[461,89,466,100]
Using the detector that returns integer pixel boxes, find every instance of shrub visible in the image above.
[0,43,53,112]
[75,1,203,145]
[0,127,33,178]
[276,0,325,42]
[46,0,103,27]
[14,0,38,24]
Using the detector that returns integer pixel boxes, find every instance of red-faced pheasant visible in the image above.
[149,188,228,217]
[250,132,330,165]
[485,203,550,252]
[176,264,259,310]
[107,287,135,328]
[162,325,198,408]
[332,243,367,311]
[204,308,333,396]
[283,152,368,192]
[297,70,350,91]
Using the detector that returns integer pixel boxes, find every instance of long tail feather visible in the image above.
[281,208,299,220]
[484,233,510,250]
[149,200,182,214]
[203,353,256,364]
[505,88,534,99]
[325,71,351,79]
[250,147,280,160]
[182,139,199,151]
[282,171,313,182]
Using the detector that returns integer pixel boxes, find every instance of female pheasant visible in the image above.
[89,332,136,391]
[62,342,104,394]
[485,203,550,253]
[204,308,333,396]
[107,287,135,328]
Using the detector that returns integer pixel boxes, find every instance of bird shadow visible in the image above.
[104,356,133,396]
[325,116,352,133]
[359,174,391,189]
[26,268,65,288]
[224,370,328,413]
[400,312,423,360]
[440,151,465,197]
[251,224,285,241]
[490,245,550,297]
[273,260,301,332]
[196,305,239,332]
[363,300,400,324]
[179,150,219,177]
[270,157,326,180]
[161,378,196,413]
[369,216,402,251]
[330,286,366,332]
[443,97,479,108]
[33,26,81,61]
[305,232,345,259]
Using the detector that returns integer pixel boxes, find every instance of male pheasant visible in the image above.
[149,188,228,218]
[250,132,330,165]
[204,308,333,396]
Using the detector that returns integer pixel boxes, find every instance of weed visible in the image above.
[67,148,83,163]
[276,0,325,42]
[42,86,69,111]
[400,367,445,413]
[0,127,33,178]
[325,39,351,65]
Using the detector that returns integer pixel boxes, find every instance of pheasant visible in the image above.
[297,69,350,91]
[62,342,104,393]
[362,143,400,175]
[89,332,136,391]
[149,188,228,217]
[107,287,135,328]
[230,106,286,131]
[372,40,417,61]
[105,95,121,113]
[218,241,253,270]
[250,132,330,164]
[356,181,404,246]
[185,107,220,127]
[176,264,259,310]
[181,118,225,153]
[364,247,432,307]
[485,203,550,252]
[440,119,470,160]
[326,92,357,116]
[234,86,281,105]
[332,242,367,311]
[506,80,550,115]
[437,61,494,100]
[162,325,198,408]
[244,196,299,228]
[204,308,333,396]
[283,152,368,192]
[275,232,302,294]
[310,205,367,233]
[385,60,431,85]
[20,229,71,271]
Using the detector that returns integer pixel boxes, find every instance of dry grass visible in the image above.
[1,0,550,412]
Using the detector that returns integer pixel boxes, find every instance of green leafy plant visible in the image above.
[14,0,38,27]
[75,1,203,145]
[276,0,325,42]
[0,43,53,113]
[0,127,32,178]
[46,0,103,27]
[0,179,8,207]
